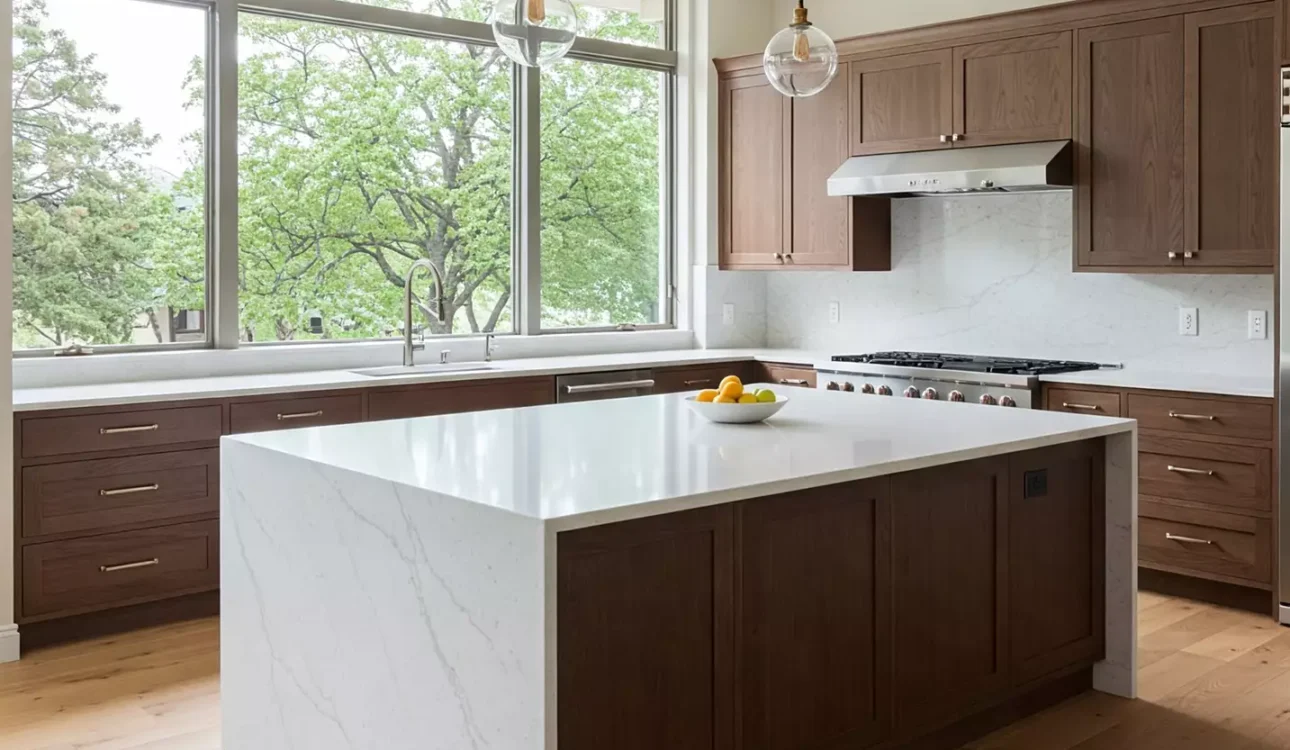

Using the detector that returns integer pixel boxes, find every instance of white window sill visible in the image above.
[12,329,696,390]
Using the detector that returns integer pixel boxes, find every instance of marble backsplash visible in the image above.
[764,193,1275,376]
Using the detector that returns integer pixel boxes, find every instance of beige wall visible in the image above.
[1,0,17,662]
[770,0,1072,39]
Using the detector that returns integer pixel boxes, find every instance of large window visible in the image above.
[11,0,208,351]
[10,0,674,353]
[237,17,513,342]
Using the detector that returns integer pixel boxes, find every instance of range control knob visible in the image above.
[877,384,893,396]
[842,382,856,392]
[860,383,875,395]
[979,394,997,406]
[948,390,966,403]
[999,395,1018,408]
[922,388,939,400]
[827,381,841,391]
[904,386,921,399]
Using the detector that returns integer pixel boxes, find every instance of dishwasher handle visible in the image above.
[563,379,656,395]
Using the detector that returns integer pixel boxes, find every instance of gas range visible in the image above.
[817,351,1112,409]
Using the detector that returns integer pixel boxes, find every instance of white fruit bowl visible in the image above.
[684,395,789,424]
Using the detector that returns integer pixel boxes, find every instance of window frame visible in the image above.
[15,0,677,356]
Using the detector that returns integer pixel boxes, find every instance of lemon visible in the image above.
[696,389,719,403]
[737,393,758,404]
[755,389,777,403]
[719,375,743,391]
[718,381,743,400]
[714,395,737,404]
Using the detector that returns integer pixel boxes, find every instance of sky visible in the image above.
[41,0,206,177]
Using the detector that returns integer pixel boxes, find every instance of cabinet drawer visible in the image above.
[21,520,219,621]
[653,363,751,394]
[21,405,222,459]
[1045,388,1122,417]
[22,449,219,539]
[368,377,554,422]
[1139,437,1271,514]
[759,363,817,389]
[1139,501,1271,586]
[1127,393,1272,441]
[230,393,363,434]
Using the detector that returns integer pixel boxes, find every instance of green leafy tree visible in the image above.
[10,0,185,347]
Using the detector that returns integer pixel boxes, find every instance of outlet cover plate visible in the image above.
[1179,307,1198,337]
[1249,310,1267,340]
[721,303,735,327]
[828,301,841,325]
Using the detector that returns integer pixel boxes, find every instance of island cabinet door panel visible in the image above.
[849,49,954,156]
[365,377,555,421]
[1007,441,1104,686]
[556,505,734,750]
[1184,4,1277,269]
[736,479,891,750]
[952,31,1073,147]
[888,457,1008,736]
[1076,17,1186,269]
[720,74,790,268]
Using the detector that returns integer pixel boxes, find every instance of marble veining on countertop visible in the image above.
[226,386,1134,528]
[13,348,829,412]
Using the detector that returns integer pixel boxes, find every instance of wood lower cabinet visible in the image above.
[556,441,1104,750]
[230,393,364,434]
[367,376,554,421]
[557,506,733,750]
[738,481,889,749]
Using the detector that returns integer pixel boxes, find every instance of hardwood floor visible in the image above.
[0,592,1287,749]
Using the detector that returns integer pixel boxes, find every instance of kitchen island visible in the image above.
[221,387,1137,750]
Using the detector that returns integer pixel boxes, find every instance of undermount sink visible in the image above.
[350,363,498,378]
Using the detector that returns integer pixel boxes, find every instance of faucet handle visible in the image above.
[485,333,497,362]
[440,349,451,365]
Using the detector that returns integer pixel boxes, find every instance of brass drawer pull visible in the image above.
[1165,533,1213,546]
[99,483,160,497]
[100,558,160,573]
[100,424,160,435]
[779,379,810,386]
[683,379,712,387]
[1167,465,1215,477]
[277,410,324,421]
[1168,411,1216,421]
[1062,402,1102,411]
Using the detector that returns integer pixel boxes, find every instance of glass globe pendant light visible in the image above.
[763,0,838,98]
[490,0,580,68]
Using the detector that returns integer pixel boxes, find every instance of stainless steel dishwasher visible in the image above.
[556,369,656,403]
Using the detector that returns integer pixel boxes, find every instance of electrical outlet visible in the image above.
[828,301,841,324]
[1249,310,1268,340]
[721,303,735,327]
[1178,307,1199,337]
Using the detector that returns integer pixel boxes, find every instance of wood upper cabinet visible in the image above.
[790,61,854,268]
[1281,0,1290,64]
[737,481,890,749]
[719,74,790,268]
[1184,4,1276,270]
[1076,16,1186,270]
[849,49,954,155]
[952,31,1073,147]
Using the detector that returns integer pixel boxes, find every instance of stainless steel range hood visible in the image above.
[827,140,1073,197]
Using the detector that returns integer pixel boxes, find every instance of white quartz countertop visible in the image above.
[226,386,1134,529]
[13,348,826,412]
[1039,368,1273,399]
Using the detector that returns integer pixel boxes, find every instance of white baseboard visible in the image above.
[0,624,19,663]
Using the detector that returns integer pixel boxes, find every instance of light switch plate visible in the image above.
[721,303,735,327]
[828,301,841,324]
[1249,310,1268,340]
[1179,307,1198,337]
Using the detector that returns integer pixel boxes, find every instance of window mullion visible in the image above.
[211,0,240,349]
[517,64,542,336]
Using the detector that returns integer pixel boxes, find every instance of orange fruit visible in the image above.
[719,375,742,391]
[696,389,719,403]
[737,393,758,404]
[714,395,737,404]
[718,381,743,400]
